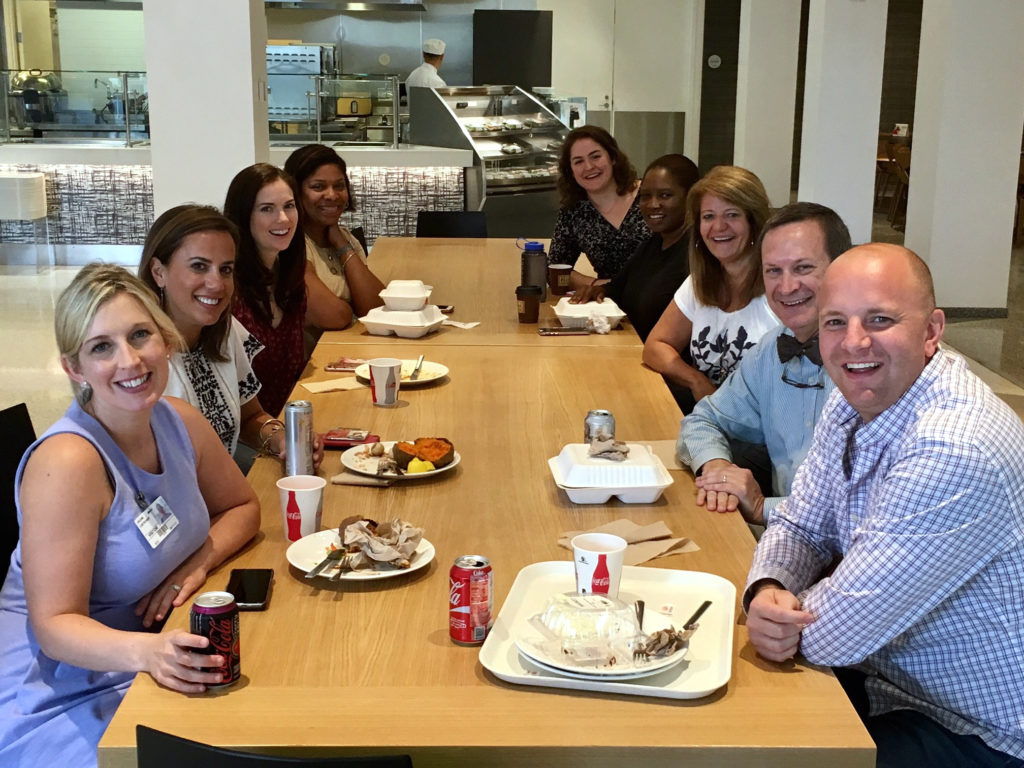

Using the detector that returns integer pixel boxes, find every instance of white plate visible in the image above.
[515,648,684,682]
[479,562,735,700]
[340,440,461,479]
[513,632,688,679]
[353,359,449,386]
[285,528,435,581]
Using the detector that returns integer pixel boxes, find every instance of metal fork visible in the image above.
[633,600,648,662]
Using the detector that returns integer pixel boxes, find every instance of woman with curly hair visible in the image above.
[548,125,650,289]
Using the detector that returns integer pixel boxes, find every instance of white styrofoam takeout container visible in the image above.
[379,280,434,311]
[553,297,626,329]
[551,443,664,487]
[358,304,444,338]
[548,456,673,503]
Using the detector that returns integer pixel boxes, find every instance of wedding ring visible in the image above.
[721,475,726,483]
[170,584,182,592]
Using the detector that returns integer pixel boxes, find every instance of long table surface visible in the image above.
[317,237,643,348]
[98,239,873,767]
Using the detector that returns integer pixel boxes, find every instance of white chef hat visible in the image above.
[422,39,446,55]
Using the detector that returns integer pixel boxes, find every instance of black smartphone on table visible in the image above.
[226,568,274,611]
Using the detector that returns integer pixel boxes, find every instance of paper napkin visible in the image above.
[442,319,480,329]
[558,519,699,566]
[300,377,364,394]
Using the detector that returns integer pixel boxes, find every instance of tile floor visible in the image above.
[3,245,1023,434]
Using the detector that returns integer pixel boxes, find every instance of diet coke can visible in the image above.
[284,400,314,477]
[189,591,241,687]
[449,555,493,645]
[584,409,615,442]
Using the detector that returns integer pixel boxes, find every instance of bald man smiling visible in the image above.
[744,244,1024,767]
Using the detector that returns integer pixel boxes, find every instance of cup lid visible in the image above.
[516,284,543,295]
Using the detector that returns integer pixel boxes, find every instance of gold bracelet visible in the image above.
[340,251,356,271]
[258,418,284,443]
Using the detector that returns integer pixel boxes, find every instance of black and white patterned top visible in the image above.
[164,317,264,456]
[547,197,650,280]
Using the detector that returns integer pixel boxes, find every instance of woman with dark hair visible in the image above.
[284,144,384,341]
[643,165,779,411]
[138,204,322,470]
[223,163,308,416]
[549,125,650,289]
[570,153,700,342]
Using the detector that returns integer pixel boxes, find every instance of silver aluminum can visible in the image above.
[284,400,314,476]
[584,409,615,442]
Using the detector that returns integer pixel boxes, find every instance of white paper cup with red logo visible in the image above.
[571,533,627,598]
[276,475,325,542]
[368,357,402,406]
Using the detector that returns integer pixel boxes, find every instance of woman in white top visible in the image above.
[284,144,385,346]
[138,204,322,469]
[643,166,778,413]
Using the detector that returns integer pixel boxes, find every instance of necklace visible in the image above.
[321,243,353,275]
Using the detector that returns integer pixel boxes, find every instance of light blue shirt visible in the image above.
[677,325,833,524]
[746,348,1024,759]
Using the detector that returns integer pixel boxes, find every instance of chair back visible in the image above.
[136,726,413,768]
[893,146,911,184]
[416,210,487,238]
[350,226,369,257]
[0,403,35,584]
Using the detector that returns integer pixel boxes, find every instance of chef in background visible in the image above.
[406,39,447,89]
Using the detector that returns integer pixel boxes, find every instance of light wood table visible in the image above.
[98,345,873,767]
[317,237,642,348]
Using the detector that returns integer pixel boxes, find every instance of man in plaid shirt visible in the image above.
[745,244,1024,767]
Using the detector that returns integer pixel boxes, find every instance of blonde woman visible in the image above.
[643,166,779,412]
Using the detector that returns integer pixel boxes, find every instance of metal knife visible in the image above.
[305,549,343,580]
[409,354,425,380]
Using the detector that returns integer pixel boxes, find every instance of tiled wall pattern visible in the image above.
[0,163,153,244]
[340,166,465,246]
[0,163,465,247]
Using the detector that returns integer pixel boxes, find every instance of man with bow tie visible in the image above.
[678,202,851,527]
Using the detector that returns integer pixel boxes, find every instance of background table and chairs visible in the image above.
[98,238,874,767]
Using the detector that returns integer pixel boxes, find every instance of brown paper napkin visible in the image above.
[557,519,699,566]
[330,470,394,487]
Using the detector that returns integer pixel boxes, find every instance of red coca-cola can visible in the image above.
[189,591,241,687]
[449,555,493,645]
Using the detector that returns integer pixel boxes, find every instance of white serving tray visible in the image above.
[552,443,665,488]
[479,562,735,700]
[553,297,626,329]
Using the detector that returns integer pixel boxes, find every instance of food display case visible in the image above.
[409,85,568,237]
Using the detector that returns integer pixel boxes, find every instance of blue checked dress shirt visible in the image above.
[678,325,834,524]
[746,348,1024,759]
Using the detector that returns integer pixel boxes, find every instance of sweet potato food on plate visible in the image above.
[392,437,455,470]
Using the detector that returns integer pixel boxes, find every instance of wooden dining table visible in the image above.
[97,239,874,767]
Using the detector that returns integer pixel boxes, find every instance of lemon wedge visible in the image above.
[407,458,436,474]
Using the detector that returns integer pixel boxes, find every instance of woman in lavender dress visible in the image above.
[0,264,259,767]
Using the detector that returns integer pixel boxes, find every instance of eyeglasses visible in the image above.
[780,371,825,390]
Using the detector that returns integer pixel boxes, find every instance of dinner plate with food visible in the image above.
[341,438,460,479]
[287,517,435,581]
[353,359,449,387]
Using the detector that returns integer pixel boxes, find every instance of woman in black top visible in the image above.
[548,125,650,289]
[571,154,700,341]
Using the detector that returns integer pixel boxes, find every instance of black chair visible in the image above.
[1,403,35,586]
[136,726,413,768]
[415,210,487,238]
[350,226,369,257]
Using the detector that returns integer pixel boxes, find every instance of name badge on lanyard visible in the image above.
[134,495,179,549]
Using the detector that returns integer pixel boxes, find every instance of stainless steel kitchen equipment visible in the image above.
[409,85,568,237]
